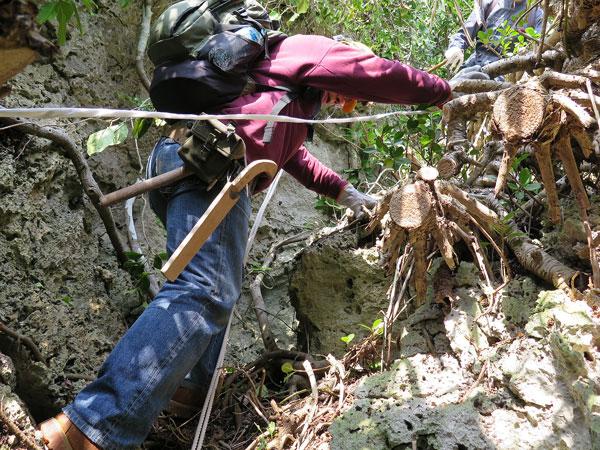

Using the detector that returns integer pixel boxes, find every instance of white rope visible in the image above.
[191,310,234,450]
[243,170,283,266]
[0,106,436,124]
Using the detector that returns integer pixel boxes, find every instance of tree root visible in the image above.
[0,322,46,365]
[135,0,152,92]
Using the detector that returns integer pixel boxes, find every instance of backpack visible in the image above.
[147,0,284,70]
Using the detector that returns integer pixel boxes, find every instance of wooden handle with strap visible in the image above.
[161,160,278,282]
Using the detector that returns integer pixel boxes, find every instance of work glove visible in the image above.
[449,65,490,89]
[444,47,464,74]
[337,184,377,220]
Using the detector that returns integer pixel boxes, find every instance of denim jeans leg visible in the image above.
[63,138,251,450]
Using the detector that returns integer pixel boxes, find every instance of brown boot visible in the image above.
[39,412,101,450]
[164,386,207,418]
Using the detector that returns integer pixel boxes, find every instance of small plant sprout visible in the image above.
[359,318,384,336]
[341,333,355,345]
[281,362,296,382]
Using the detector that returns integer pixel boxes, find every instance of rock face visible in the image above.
[289,230,392,356]
[327,261,600,450]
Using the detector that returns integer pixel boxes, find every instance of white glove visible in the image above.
[444,47,464,74]
[337,184,376,220]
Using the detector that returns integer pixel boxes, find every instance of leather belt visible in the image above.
[165,120,191,145]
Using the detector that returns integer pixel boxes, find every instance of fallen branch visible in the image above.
[485,195,585,293]
[481,50,564,80]
[0,322,46,365]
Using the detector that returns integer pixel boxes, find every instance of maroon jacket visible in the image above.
[217,34,450,197]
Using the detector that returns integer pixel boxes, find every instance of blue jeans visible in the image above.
[64,137,251,449]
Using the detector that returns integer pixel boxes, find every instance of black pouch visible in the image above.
[177,119,246,190]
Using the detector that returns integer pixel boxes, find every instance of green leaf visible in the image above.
[281,362,294,374]
[125,251,144,260]
[56,1,74,45]
[341,333,355,344]
[519,168,531,186]
[297,0,309,14]
[87,123,129,155]
[525,183,541,191]
[132,118,152,139]
[38,2,59,23]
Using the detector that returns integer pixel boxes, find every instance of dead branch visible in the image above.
[533,140,562,223]
[554,128,590,211]
[0,322,46,365]
[443,90,502,124]
[435,181,502,232]
[484,195,585,292]
[553,93,596,128]
[516,28,566,57]
[1,117,129,263]
[512,175,568,222]
[536,0,550,65]
[481,50,564,80]
[540,70,592,89]
[451,79,513,94]
[433,262,453,306]
[136,0,152,92]
[586,78,600,133]
[466,141,503,186]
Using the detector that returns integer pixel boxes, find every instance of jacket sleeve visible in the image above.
[281,36,451,107]
[282,146,349,200]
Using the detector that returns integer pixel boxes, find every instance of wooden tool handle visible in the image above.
[99,165,194,207]
[161,160,278,282]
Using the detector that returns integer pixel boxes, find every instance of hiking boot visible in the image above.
[39,412,101,450]
[164,386,207,418]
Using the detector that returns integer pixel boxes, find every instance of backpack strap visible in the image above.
[261,86,322,144]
